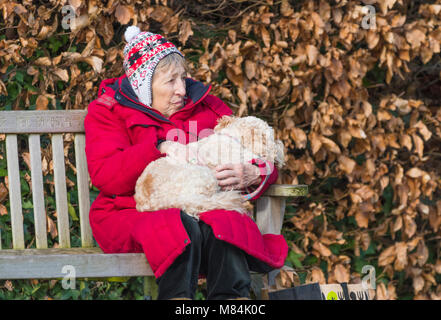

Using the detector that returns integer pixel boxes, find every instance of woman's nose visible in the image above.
[175,78,186,96]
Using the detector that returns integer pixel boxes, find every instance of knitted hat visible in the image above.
[123,26,183,107]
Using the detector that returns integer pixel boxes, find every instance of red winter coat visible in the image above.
[84,74,288,278]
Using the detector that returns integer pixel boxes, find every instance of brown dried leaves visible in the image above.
[1,0,441,299]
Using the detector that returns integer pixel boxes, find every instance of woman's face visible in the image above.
[151,63,187,118]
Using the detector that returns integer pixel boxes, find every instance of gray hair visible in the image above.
[155,53,189,74]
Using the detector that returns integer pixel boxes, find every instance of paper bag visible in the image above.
[268,282,373,300]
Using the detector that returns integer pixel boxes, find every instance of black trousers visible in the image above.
[156,211,274,300]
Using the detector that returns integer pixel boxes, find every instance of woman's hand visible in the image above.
[215,163,262,191]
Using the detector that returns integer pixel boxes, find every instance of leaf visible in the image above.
[228,29,236,43]
[338,129,352,148]
[394,242,408,271]
[416,240,429,266]
[406,167,425,178]
[313,241,332,257]
[68,203,79,221]
[52,68,69,82]
[244,60,256,80]
[435,260,441,274]
[81,56,103,73]
[413,276,424,295]
[376,282,388,300]
[329,58,343,80]
[261,26,271,48]
[226,66,243,88]
[34,57,52,67]
[280,0,294,17]
[22,200,33,209]
[309,132,322,154]
[366,30,380,49]
[400,134,412,151]
[81,37,95,58]
[393,216,402,232]
[406,29,426,49]
[411,133,424,158]
[0,204,7,216]
[150,6,174,24]
[287,251,303,269]
[334,263,350,283]
[47,215,58,239]
[355,211,369,228]
[178,20,193,46]
[338,155,356,174]
[414,121,432,141]
[306,45,319,66]
[290,128,307,149]
[237,88,248,117]
[96,17,115,46]
[275,267,297,289]
[320,136,341,154]
[21,154,31,172]
[0,182,7,202]
[403,214,417,238]
[115,4,133,25]
[4,280,13,292]
[36,95,49,110]
[310,267,326,284]
[379,245,396,266]
[69,0,83,10]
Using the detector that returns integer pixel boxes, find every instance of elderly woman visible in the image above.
[84,26,288,300]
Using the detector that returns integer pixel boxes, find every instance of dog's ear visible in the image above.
[214,115,235,131]
[135,172,154,207]
[141,173,154,196]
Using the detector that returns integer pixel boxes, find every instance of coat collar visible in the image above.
[107,74,211,124]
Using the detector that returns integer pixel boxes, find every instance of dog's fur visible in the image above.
[134,116,285,219]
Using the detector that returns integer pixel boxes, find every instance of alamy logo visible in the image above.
[361,265,376,290]
[61,265,76,290]
[61,5,76,30]
[361,5,377,30]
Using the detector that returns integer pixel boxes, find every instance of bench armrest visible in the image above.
[263,184,308,197]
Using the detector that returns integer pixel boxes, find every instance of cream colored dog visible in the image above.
[134,116,285,219]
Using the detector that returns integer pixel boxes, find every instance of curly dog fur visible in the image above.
[134,116,285,219]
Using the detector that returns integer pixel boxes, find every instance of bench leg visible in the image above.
[255,196,286,235]
[250,269,281,300]
[143,276,158,300]
[250,272,264,299]
[253,196,287,300]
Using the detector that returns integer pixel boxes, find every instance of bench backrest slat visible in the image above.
[29,134,48,249]
[0,110,86,133]
[1,111,95,250]
[74,134,94,247]
[5,134,25,249]
[52,134,71,248]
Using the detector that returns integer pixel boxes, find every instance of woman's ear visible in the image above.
[214,115,236,131]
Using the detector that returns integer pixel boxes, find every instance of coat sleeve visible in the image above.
[204,94,233,119]
[84,100,165,196]
[243,159,278,201]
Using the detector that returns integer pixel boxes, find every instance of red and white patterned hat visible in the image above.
[123,26,183,107]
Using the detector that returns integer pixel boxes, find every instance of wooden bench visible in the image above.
[0,110,308,299]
